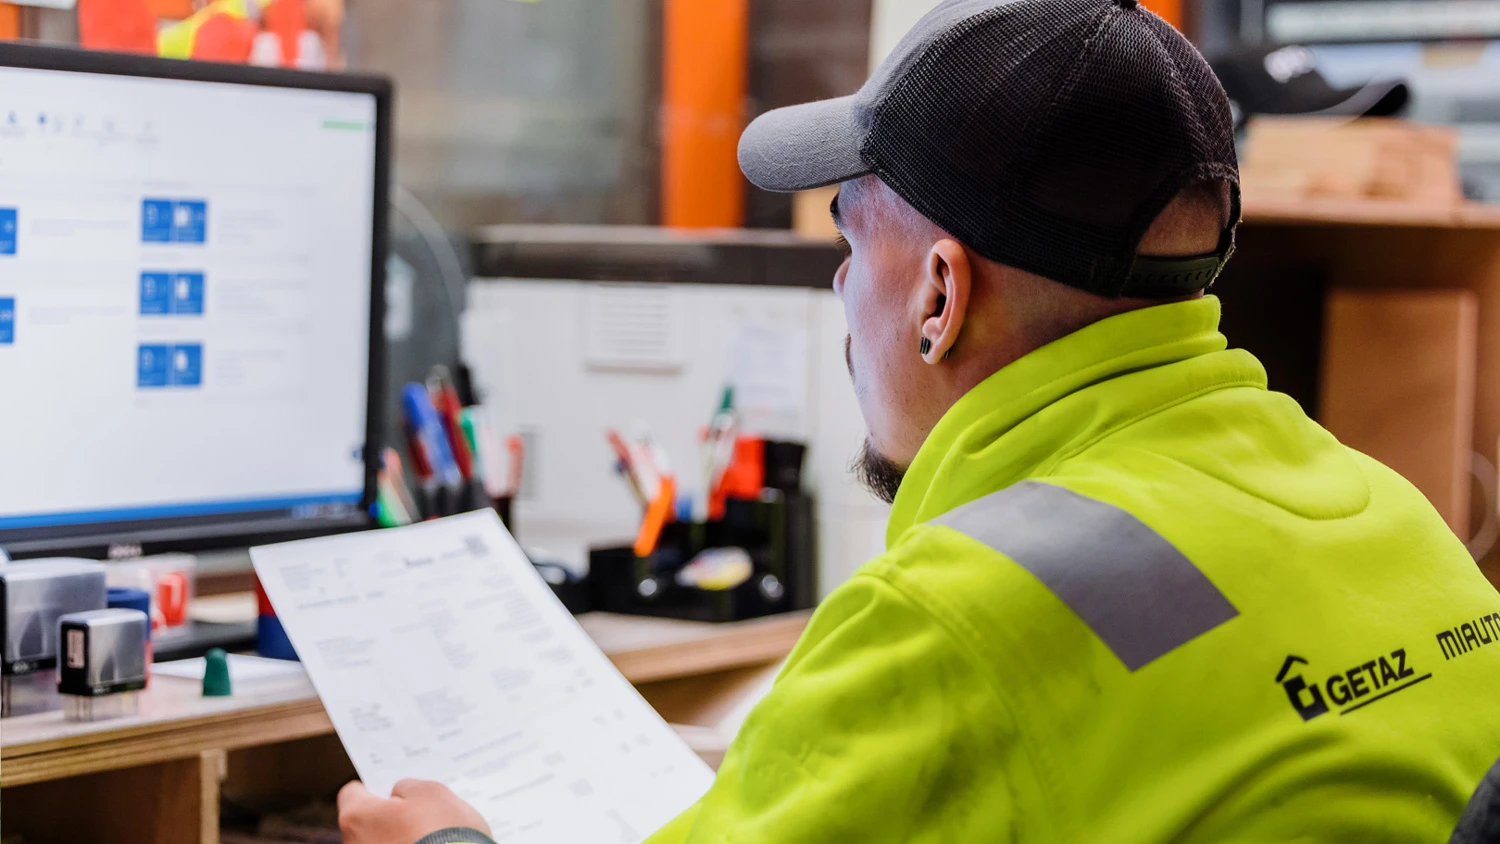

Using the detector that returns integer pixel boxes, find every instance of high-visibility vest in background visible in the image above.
[157,0,305,65]
[157,0,260,62]
[76,0,157,54]
[648,295,1500,843]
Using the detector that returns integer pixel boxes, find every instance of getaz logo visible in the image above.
[1275,650,1432,721]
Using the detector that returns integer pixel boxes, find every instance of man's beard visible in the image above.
[853,438,906,505]
[844,334,906,503]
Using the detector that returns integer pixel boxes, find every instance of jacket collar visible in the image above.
[886,296,1266,547]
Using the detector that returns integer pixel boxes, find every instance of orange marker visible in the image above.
[634,476,677,559]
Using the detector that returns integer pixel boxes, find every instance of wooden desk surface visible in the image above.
[0,611,808,788]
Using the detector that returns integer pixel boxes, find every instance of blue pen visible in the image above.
[401,383,463,488]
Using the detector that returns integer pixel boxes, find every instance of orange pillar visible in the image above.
[1148,0,1185,31]
[0,4,19,40]
[661,0,748,228]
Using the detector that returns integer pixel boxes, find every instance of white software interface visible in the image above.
[0,67,376,529]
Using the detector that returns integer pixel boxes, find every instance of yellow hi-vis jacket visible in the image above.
[648,295,1500,843]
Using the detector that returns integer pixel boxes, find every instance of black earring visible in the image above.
[919,337,932,356]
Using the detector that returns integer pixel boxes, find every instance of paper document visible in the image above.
[251,510,714,842]
[729,317,810,425]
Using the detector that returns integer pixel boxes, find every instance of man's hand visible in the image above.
[338,779,492,844]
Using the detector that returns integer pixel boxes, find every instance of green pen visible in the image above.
[375,484,405,527]
[460,408,485,486]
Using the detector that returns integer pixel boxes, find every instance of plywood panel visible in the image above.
[1228,220,1500,587]
[1320,289,1478,535]
[2,752,218,844]
[224,734,356,814]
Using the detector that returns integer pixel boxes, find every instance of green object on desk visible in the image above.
[202,648,232,697]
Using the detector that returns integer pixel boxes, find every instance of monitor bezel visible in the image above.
[0,43,389,559]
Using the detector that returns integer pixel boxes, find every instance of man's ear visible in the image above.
[917,238,970,364]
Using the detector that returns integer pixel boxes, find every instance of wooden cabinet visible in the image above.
[1227,198,1500,581]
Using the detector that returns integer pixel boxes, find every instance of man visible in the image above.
[340,0,1500,841]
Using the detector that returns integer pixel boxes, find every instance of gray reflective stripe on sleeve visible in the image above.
[931,481,1238,671]
[414,829,498,844]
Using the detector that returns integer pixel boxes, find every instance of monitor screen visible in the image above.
[0,48,388,557]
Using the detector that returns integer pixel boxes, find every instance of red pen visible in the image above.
[404,424,434,481]
[606,429,634,470]
[427,368,474,481]
[507,435,525,498]
[607,429,647,506]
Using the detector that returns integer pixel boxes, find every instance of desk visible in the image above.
[0,610,809,844]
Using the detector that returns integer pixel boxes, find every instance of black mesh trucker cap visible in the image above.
[737,0,1242,299]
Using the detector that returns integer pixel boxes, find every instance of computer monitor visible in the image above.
[0,45,389,558]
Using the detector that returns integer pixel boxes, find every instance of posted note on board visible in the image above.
[728,318,809,434]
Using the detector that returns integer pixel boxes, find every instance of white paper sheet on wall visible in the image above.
[250,510,713,843]
[728,318,809,433]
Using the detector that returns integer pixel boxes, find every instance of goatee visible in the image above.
[853,439,905,505]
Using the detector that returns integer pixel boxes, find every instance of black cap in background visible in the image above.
[738,0,1242,299]
[1210,44,1409,129]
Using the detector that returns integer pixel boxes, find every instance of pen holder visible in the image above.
[491,494,514,532]
[414,480,503,524]
[588,491,816,622]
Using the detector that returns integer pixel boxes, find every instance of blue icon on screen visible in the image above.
[174,200,207,244]
[0,298,14,345]
[171,272,205,315]
[169,343,203,387]
[137,344,170,388]
[141,199,207,244]
[139,271,172,315]
[141,199,173,243]
[0,208,16,255]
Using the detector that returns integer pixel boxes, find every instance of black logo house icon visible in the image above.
[1277,654,1330,722]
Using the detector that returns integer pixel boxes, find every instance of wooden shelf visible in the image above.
[3,674,328,787]
[578,611,809,684]
[1242,196,1500,230]
[1,610,809,789]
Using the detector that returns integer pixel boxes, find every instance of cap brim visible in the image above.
[738,96,871,193]
[1310,80,1409,119]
